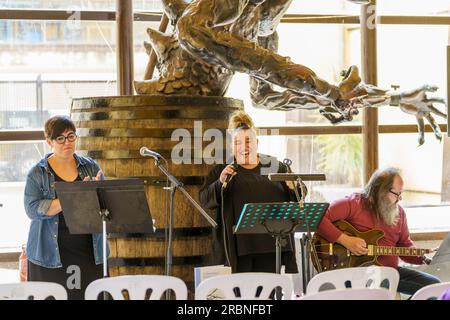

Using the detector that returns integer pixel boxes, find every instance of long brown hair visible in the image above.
[361,167,401,222]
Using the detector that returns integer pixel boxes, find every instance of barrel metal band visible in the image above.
[109,227,212,238]
[72,95,244,110]
[108,255,207,267]
[76,149,226,162]
[72,109,233,121]
[76,128,226,138]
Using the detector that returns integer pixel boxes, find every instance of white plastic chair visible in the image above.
[0,282,67,300]
[84,275,187,300]
[298,288,392,300]
[195,272,293,300]
[411,282,450,300]
[306,266,399,299]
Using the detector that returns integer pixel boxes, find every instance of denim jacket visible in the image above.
[24,153,108,268]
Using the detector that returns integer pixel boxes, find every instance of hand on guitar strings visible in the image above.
[337,233,369,256]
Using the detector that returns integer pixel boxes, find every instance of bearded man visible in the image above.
[316,167,440,296]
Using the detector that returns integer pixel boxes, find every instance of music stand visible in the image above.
[234,202,328,269]
[54,178,154,281]
[268,173,327,293]
[234,202,327,299]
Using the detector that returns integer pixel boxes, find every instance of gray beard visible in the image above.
[378,201,400,226]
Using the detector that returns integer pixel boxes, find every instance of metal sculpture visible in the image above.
[134,0,446,145]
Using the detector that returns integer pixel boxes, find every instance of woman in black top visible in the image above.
[25,116,104,300]
[200,111,305,274]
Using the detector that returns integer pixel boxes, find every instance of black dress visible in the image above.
[27,166,103,300]
[199,154,305,273]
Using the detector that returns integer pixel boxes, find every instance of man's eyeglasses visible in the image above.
[54,133,77,144]
[389,189,402,199]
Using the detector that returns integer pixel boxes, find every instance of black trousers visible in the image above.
[397,266,441,296]
[235,253,280,299]
[236,252,278,273]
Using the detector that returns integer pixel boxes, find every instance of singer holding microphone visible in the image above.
[200,111,306,274]
[24,115,107,300]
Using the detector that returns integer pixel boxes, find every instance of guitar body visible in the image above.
[311,220,385,272]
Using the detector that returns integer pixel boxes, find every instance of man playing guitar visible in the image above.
[316,167,440,296]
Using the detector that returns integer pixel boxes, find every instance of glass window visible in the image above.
[0,19,117,129]
[0,141,49,249]
[380,133,450,232]
[377,0,450,16]
[0,20,12,42]
[258,134,363,203]
[287,0,361,15]
[346,24,448,126]
[0,0,163,11]
[227,22,362,126]
[379,133,447,206]
[377,25,448,125]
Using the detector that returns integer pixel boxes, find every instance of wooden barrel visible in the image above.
[71,95,243,291]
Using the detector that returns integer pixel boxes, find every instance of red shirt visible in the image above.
[316,193,424,268]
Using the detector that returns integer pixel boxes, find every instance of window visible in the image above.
[0,17,117,248]
[377,0,450,15]
[1,0,449,250]
[0,0,163,11]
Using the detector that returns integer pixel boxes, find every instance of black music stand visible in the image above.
[234,201,328,297]
[54,179,155,281]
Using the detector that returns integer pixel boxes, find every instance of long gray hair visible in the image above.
[361,167,401,223]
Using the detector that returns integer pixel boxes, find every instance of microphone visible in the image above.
[222,163,238,189]
[140,146,162,159]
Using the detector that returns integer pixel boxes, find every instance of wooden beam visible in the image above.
[257,125,362,136]
[448,45,450,136]
[2,10,450,25]
[410,231,449,242]
[0,130,45,141]
[361,1,379,184]
[281,14,450,25]
[0,9,161,21]
[0,252,20,263]
[0,124,446,142]
[379,124,447,134]
[116,0,134,96]
[257,124,447,136]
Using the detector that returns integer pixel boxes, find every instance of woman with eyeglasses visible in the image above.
[24,115,107,300]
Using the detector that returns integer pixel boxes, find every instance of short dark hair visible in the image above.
[361,167,401,221]
[44,115,76,140]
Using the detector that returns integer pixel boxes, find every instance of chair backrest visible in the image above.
[411,282,450,300]
[306,266,399,299]
[195,272,293,300]
[0,282,67,300]
[84,275,187,300]
[299,288,392,300]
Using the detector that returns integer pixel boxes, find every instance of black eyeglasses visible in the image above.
[54,133,77,144]
[389,189,402,199]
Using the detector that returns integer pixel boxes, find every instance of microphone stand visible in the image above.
[152,158,217,283]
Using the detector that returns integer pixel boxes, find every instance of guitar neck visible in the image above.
[371,245,429,257]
